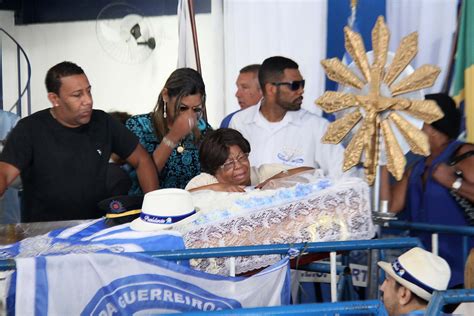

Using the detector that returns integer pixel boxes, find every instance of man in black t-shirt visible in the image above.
[0,61,158,222]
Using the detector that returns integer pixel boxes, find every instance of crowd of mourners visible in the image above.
[0,56,473,315]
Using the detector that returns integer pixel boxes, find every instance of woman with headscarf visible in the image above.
[126,68,212,193]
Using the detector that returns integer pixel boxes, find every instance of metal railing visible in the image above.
[0,237,422,304]
[426,289,474,315]
[177,289,474,315]
[178,300,389,315]
[383,220,474,266]
[0,28,32,117]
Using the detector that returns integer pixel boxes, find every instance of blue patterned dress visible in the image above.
[125,113,212,194]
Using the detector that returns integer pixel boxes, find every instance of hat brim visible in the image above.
[129,208,200,232]
[378,261,431,301]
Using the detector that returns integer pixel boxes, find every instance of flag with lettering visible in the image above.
[10,252,290,315]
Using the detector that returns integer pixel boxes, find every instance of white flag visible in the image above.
[11,252,290,315]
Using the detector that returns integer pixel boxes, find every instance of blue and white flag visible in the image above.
[10,252,290,315]
[0,219,186,260]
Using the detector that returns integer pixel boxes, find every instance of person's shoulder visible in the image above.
[295,109,329,125]
[0,110,19,121]
[89,110,121,127]
[231,105,258,123]
[297,108,323,118]
[127,113,152,124]
[90,109,109,120]
[220,110,239,128]
[185,172,218,190]
[129,113,152,120]
[458,142,474,154]
[125,113,154,134]
[18,108,50,124]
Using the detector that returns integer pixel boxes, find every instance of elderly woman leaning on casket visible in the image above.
[185,128,313,192]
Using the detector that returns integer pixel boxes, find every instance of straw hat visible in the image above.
[378,247,451,301]
[130,188,198,231]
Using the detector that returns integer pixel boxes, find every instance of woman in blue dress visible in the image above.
[385,93,474,288]
[126,68,212,193]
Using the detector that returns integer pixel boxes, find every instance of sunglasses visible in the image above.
[179,104,203,119]
[220,153,249,172]
[179,104,203,113]
[272,80,305,91]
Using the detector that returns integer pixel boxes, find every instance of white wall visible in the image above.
[0,10,224,127]
[1,0,457,127]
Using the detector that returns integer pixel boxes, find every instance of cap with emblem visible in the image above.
[97,195,143,227]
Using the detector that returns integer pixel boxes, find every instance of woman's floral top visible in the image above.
[125,113,212,194]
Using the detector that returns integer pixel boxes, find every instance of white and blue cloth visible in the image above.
[0,219,185,259]
[10,252,290,315]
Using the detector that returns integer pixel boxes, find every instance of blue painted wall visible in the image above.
[326,0,386,91]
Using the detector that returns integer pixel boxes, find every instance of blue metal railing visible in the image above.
[177,289,474,315]
[426,289,474,315]
[383,220,474,266]
[180,289,474,315]
[0,237,422,271]
[178,300,389,315]
[0,28,32,116]
[0,237,422,314]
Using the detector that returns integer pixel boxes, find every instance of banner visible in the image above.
[11,252,290,315]
[451,0,474,141]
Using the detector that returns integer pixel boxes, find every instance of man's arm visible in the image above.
[0,162,20,197]
[125,144,159,193]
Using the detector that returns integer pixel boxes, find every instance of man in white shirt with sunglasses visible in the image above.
[230,56,353,179]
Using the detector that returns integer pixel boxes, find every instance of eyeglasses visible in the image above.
[271,80,305,91]
[220,153,249,172]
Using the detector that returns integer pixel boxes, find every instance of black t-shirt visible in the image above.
[0,109,138,222]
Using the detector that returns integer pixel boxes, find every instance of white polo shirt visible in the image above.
[229,102,355,179]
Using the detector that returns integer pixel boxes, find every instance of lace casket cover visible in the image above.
[177,177,374,275]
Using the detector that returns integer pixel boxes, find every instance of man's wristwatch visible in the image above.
[451,177,463,191]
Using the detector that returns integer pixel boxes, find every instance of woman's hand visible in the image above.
[255,177,275,190]
[167,110,198,143]
[153,111,198,172]
[432,163,457,188]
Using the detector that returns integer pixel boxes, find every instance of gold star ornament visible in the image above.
[316,16,444,185]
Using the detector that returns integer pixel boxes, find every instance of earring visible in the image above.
[163,101,167,118]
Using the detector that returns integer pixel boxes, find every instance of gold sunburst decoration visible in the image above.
[316,16,444,185]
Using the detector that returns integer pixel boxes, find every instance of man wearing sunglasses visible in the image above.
[229,56,355,179]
